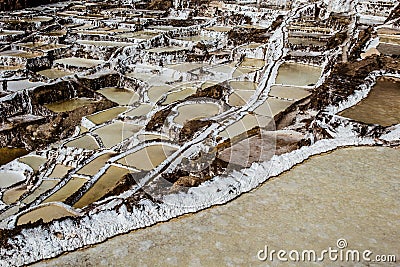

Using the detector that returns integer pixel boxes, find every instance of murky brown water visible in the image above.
[17,204,77,226]
[340,76,400,126]
[73,166,133,208]
[86,107,128,125]
[65,135,100,150]
[45,98,98,113]
[37,68,72,79]
[174,103,220,125]
[275,62,321,86]
[93,121,142,148]
[77,152,117,176]
[269,85,311,100]
[254,98,294,117]
[117,144,177,171]
[97,87,139,106]
[0,147,28,166]
[44,177,88,203]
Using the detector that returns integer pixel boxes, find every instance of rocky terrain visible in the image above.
[0,0,399,265]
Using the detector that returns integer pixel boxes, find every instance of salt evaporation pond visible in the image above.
[173,103,220,125]
[161,87,197,105]
[73,165,133,208]
[54,57,104,68]
[254,98,294,117]
[93,121,142,148]
[6,79,45,92]
[44,177,88,203]
[228,90,255,107]
[18,155,47,172]
[22,180,60,204]
[65,135,100,150]
[117,144,177,171]
[125,104,153,117]
[0,50,43,58]
[86,107,128,125]
[2,184,26,204]
[37,68,72,79]
[17,204,77,226]
[275,62,322,86]
[45,98,98,113]
[97,87,139,105]
[77,152,117,176]
[339,76,400,126]
[269,85,311,100]
[219,114,272,139]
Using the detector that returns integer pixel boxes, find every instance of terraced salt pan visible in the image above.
[93,121,142,148]
[117,144,177,171]
[269,85,311,100]
[54,57,104,68]
[48,165,72,179]
[228,90,255,107]
[125,104,152,117]
[44,177,88,203]
[65,135,100,150]
[73,166,134,209]
[0,50,43,58]
[18,155,47,172]
[233,67,256,78]
[22,180,60,204]
[77,152,117,176]
[240,42,264,49]
[275,62,322,86]
[229,81,258,90]
[377,43,400,56]
[204,26,232,32]
[44,98,98,113]
[17,204,77,226]
[148,85,174,103]
[161,87,197,105]
[0,171,25,188]
[173,103,220,125]
[254,98,294,117]
[97,87,139,105]
[7,79,45,92]
[77,40,135,47]
[218,114,272,139]
[37,68,72,79]
[208,64,235,75]
[339,76,400,126]
[86,107,128,125]
[2,184,26,204]
[239,58,266,69]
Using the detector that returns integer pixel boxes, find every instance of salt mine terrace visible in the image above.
[0,0,399,265]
